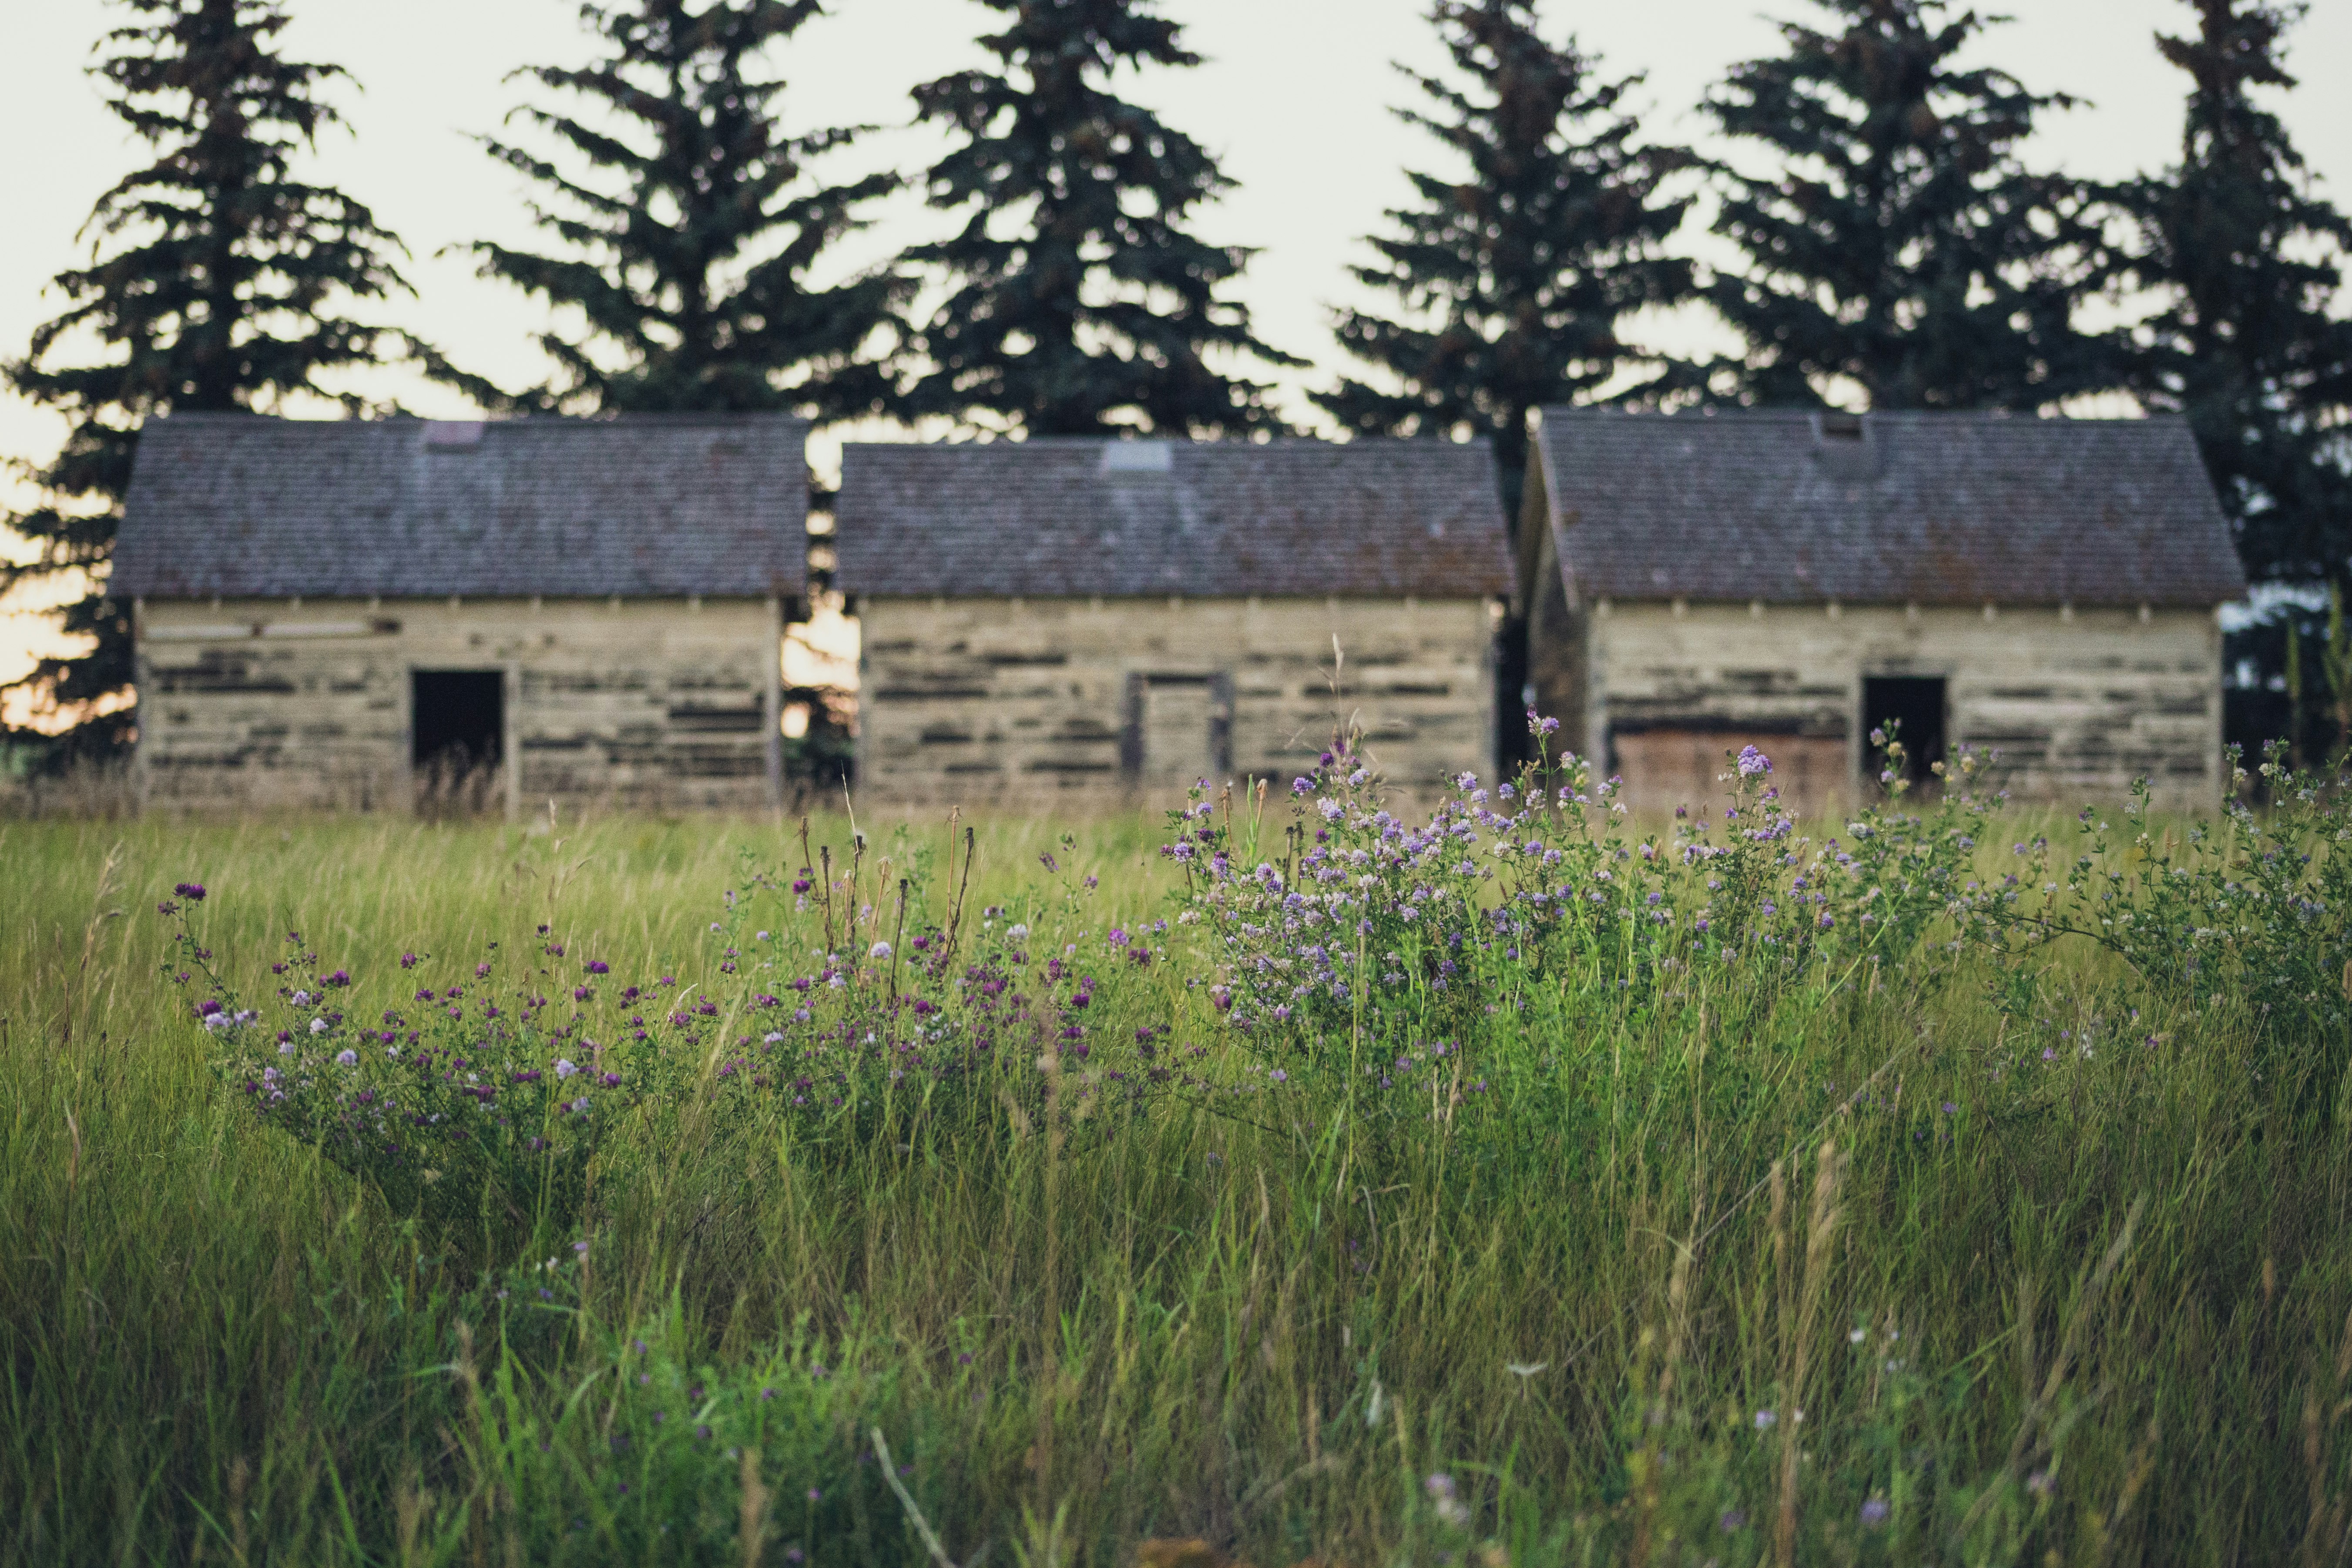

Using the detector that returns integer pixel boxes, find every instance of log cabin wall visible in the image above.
[1567,599,2223,817]
[133,596,779,813]
[856,595,1498,806]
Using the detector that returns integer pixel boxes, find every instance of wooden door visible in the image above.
[1122,672,1232,792]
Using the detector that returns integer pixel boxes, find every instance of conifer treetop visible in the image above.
[1318,0,1697,519]
[906,0,1298,437]
[18,0,408,448]
[2113,0,2352,586]
[1704,0,2115,410]
[454,0,906,419]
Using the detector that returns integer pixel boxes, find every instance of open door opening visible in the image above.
[1861,675,1946,789]
[412,668,504,814]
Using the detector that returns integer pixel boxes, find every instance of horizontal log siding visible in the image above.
[856,596,1496,804]
[134,598,776,811]
[1578,601,2222,813]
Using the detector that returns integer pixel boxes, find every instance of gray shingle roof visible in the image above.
[1532,408,2247,607]
[112,412,808,599]
[834,437,1513,599]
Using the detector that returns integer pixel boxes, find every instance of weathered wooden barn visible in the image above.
[834,438,1515,803]
[112,412,806,813]
[1521,409,2248,813]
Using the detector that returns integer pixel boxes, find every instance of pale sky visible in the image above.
[5,0,2350,715]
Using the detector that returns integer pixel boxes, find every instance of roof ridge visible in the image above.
[840,434,1496,455]
[146,410,809,429]
[1534,406,2190,428]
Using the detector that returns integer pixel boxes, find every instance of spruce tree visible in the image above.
[1703,0,2114,409]
[2112,0,2352,590]
[451,0,906,417]
[1318,0,1697,524]
[4,0,408,757]
[905,0,1298,436]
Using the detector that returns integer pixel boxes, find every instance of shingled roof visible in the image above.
[1531,409,2246,608]
[834,437,1513,599]
[112,412,807,599]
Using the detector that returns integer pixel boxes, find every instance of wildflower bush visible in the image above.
[161,828,1194,1238]
[161,894,705,1233]
[11,721,2352,1566]
[1169,722,2013,1119]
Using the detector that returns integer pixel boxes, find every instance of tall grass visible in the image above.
[5,766,2352,1566]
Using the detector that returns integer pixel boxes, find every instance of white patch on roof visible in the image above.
[1099,440,1174,473]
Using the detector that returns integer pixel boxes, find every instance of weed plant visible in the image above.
[5,729,2352,1566]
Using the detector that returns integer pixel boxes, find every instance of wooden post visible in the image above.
[399,661,415,816]
[763,595,785,813]
[129,597,150,815]
[503,659,520,825]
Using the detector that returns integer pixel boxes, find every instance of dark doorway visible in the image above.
[412,669,503,810]
[1861,676,1946,786]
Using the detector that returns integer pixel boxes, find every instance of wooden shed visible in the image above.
[1520,409,2248,814]
[834,438,1516,804]
[112,412,806,813]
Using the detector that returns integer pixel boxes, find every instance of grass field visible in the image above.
[7,750,2352,1567]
